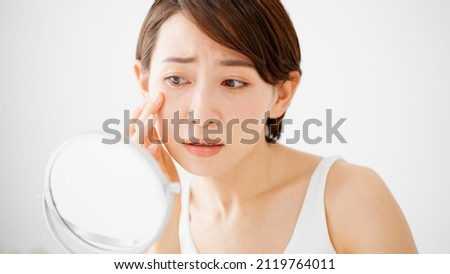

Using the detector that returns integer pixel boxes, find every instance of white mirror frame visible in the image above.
[42,131,181,253]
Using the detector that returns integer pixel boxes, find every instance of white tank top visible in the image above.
[179,155,340,254]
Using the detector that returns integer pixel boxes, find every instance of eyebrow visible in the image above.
[220,59,254,68]
[162,57,196,64]
[162,57,254,68]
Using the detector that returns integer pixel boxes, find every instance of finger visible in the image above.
[150,135,179,183]
[142,114,157,148]
[137,92,163,124]
[133,93,164,145]
[160,146,180,183]
[128,103,145,137]
[150,144,179,183]
[146,144,165,176]
[147,143,159,157]
[146,135,179,183]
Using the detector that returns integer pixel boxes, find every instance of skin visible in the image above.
[131,13,417,254]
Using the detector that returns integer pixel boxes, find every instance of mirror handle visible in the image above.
[166,182,181,194]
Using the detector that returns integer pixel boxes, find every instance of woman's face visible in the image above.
[147,13,276,177]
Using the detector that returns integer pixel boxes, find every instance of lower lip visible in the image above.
[184,144,224,158]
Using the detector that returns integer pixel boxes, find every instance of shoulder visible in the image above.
[325,159,417,253]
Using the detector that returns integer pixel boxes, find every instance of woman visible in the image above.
[129,0,417,254]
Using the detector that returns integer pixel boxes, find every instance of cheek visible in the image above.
[222,93,273,144]
[157,92,189,124]
[233,100,268,120]
[154,103,176,141]
[225,91,273,122]
[154,93,190,141]
[148,76,184,126]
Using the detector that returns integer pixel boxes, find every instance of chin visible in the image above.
[166,142,253,178]
[177,157,227,177]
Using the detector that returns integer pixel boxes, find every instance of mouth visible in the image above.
[183,139,224,147]
[183,139,224,158]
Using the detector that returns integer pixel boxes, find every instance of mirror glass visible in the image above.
[43,131,178,253]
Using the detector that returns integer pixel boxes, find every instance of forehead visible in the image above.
[152,13,251,63]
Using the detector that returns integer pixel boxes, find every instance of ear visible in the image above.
[133,60,150,101]
[270,71,301,118]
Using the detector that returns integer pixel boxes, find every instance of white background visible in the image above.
[0,0,449,253]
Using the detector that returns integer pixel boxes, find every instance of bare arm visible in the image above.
[326,161,418,254]
[128,93,182,254]
[146,193,181,254]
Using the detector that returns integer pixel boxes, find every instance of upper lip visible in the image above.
[183,139,224,146]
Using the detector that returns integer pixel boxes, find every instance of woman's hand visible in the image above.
[128,92,182,253]
[128,92,180,184]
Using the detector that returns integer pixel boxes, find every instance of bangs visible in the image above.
[178,0,300,85]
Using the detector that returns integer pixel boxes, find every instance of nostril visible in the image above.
[187,110,200,125]
[205,118,220,125]
[186,110,221,127]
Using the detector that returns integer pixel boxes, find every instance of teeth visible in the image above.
[187,141,219,146]
[192,143,216,146]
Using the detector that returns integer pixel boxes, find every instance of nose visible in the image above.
[187,82,221,130]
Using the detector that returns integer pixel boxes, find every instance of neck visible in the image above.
[192,140,282,216]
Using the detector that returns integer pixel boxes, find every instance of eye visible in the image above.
[222,79,248,90]
[166,76,190,86]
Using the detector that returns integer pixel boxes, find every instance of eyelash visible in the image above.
[164,76,249,91]
[221,79,249,91]
[165,76,190,87]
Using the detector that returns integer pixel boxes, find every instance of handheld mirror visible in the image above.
[43,131,180,253]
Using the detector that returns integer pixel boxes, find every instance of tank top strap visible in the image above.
[178,180,198,253]
[284,155,341,254]
[180,155,342,254]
